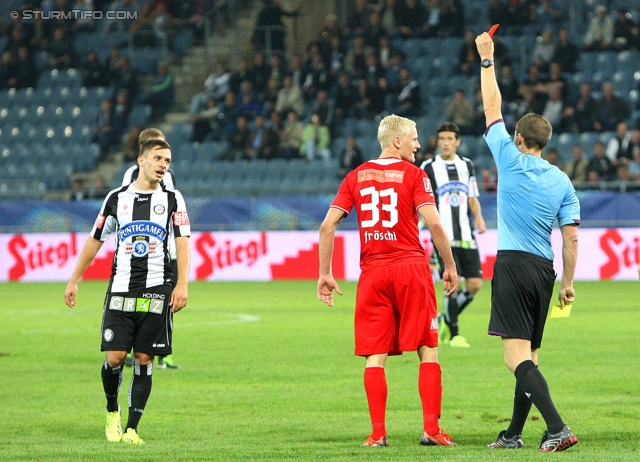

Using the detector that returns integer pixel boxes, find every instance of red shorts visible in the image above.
[354,262,438,356]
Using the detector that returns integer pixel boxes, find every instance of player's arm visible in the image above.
[468,196,486,234]
[475,32,503,126]
[170,236,190,313]
[558,224,578,307]
[317,207,346,306]
[418,204,459,295]
[64,237,104,308]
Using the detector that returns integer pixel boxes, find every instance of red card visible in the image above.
[488,24,500,37]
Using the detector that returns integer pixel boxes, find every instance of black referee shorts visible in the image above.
[100,284,174,356]
[488,250,556,349]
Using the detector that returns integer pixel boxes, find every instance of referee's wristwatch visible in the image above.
[480,59,494,68]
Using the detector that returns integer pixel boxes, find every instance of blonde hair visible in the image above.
[377,114,416,149]
[138,128,165,145]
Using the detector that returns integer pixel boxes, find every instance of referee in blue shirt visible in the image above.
[476,31,580,452]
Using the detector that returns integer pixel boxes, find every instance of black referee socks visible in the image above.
[514,360,564,435]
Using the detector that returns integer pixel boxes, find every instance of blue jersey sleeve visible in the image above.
[557,179,581,227]
[483,120,520,171]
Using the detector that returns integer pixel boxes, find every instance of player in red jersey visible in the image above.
[318,114,459,448]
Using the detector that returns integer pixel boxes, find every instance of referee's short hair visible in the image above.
[138,128,165,145]
[437,122,461,138]
[515,113,552,152]
[139,139,171,157]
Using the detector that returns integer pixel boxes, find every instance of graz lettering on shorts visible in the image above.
[109,296,164,314]
[364,230,398,243]
[357,169,405,183]
[117,220,167,242]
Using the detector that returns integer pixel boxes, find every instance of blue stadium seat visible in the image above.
[612,71,634,95]
[172,29,193,55]
[615,50,639,72]
[579,132,599,153]
[430,56,455,77]
[447,75,469,95]
[422,38,441,56]
[576,51,597,73]
[129,104,153,127]
[595,51,617,73]
[410,56,432,79]
[427,76,449,97]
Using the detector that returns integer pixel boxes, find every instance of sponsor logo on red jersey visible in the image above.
[95,214,106,229]
[424,177,432,192]
[357,169,405,183]
[173,211,190,226]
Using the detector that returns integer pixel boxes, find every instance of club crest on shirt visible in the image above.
[154,204,166,215]
[132,239,149,257]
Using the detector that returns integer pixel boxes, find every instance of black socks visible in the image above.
[101,360,123,413]
[126,362,153,431]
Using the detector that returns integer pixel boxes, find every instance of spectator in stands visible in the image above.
[379,0,400,38]
[344,0,374,39]
[10,46,37,89]
[320,13,341,44]
[488,0,508,29]
[82,50,106,87]
[261,77,282,116]
[217,92,240,137]
[302,52,330,100]
[396,0,428,38]
[27,7,53,51]
[206,60,232,102]
[103,0,140,32]
[333,73,356,120]
[541,86,566,132]
[480,167,497,192]
[105,46,124,80]
[353,78,375,119]
[593,81,630,132]
[498,64,520,103]
[73,0,95,33]
[0,52,15,90]
[129,2,156,46]
[505,0,535,34]
[371,76,392,118]
[224,115,251,160]
[123,125,142,162]
[627,146,640,181]
[544,62,567,100]
[629,130,640,157]
[510,87,544,129]
[344,36,373,80]
[363,11,386,48]
[384,50,405,88]
[137,62,175,118]
[337,136,364,179]
[93,98,118,162]
[152,2,178,43]
[327,35,346,75]
[289,54,305,89]
[266,55,285,84]
[252,0,299,53]
[300,112,331,161]
[606,122,633,167]
[543,147,564,171]
[564,144,589,185]
[613,8,638,51]
[47,27,74,69]
[445,89,474,135]
[237,79,262,119]
[6,25,30,58]
[587,141,615,182]
[583,5,614,51]
[112,89,130,135]
[552,28,579,73]
[111,56,138,100]
[414,134,437,166]
[376,35,397,69]
[70,179,86,201]
[519,64,547,109]
[245,114,278,160]
[472,85,487,135]
[387,67,420,117]
[275,74,305,118]
[532,0,562,31]
[439,0,465,38]
[191,97,219,143]
[363,53,384,89]
[458,29,481,75]
[250,52,271,94]
[531,29,556,72]
[492,36,512,68]
[310,89,335,131]
[278,111,304,159]
[90,176,110,200]
[570,82,597,133]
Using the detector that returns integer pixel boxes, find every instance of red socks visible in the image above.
[364,367,387,439]
[419,362,442,435]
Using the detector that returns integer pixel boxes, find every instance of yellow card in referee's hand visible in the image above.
[550,303,572,318]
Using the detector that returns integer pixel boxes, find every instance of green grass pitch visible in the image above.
[0,280,639,461]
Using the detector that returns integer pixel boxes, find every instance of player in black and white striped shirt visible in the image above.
[420,122,486,348]
[65,139,191,444]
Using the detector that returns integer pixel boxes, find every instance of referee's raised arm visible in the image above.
[475,32,502,127]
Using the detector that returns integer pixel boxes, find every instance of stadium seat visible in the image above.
[579,132,599,153]
[430,57,455,77]
[427,76,449,98]
[615,50,639,73]
[612,71,634,95]
[576,51,597,73]
[172,29,193,55]
[129,104,153,128]
[410,56,432,79]
[595,51,617,73]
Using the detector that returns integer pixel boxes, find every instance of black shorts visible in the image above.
[100,284,173,356]
[433,245,482,279]
[488,250,556,349]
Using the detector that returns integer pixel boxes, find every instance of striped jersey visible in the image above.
[420,155,479,243]
[331,158,436,271]
[91,182,190,293]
